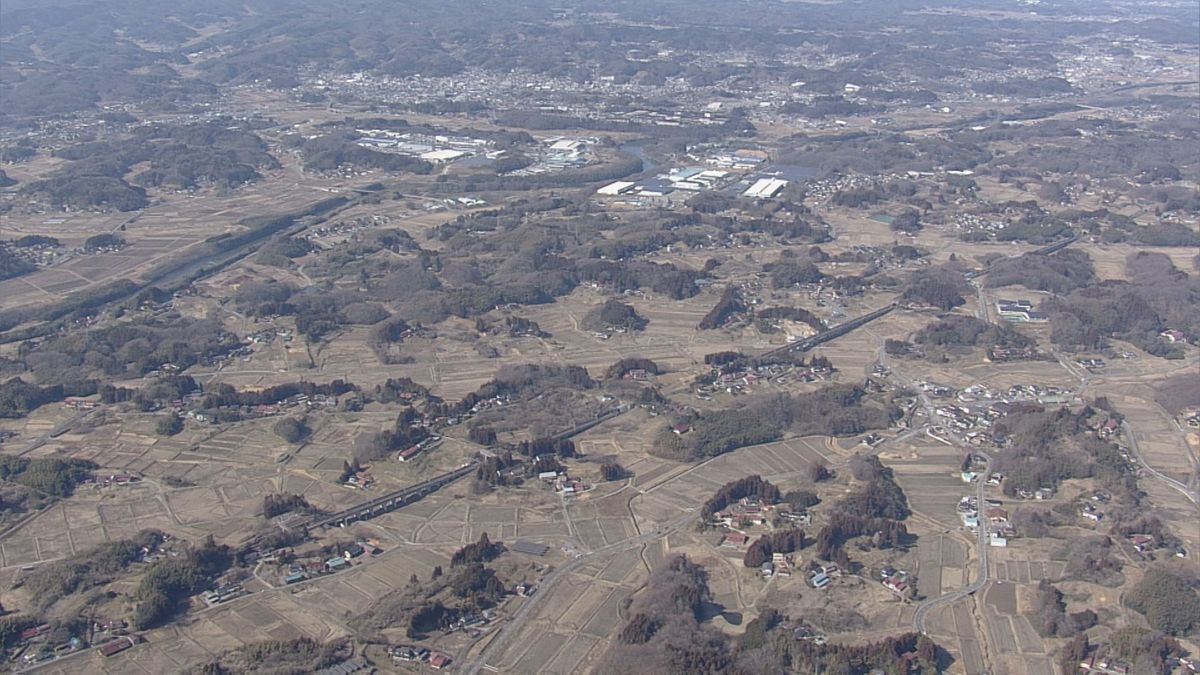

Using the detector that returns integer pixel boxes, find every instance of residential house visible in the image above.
[721,532,748,548]
[1160,330,1186,344]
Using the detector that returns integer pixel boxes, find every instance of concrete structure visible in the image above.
[742,177,788,198]
[597,180,636,195]
[420,149,467,162]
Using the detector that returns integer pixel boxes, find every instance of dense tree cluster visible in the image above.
[697,287,746,330]
[604,357,660,380]
[17,316,240,385]
[361,407,431,461]
[701,476,781,520]
[901,265,970,310]
[301,134,434,174]
[431,364,595,419]
[784,489,821,510]
[21,529,163,610]
[448,562,506,602]
[450,533,505,567]
[0,377,98,418]
[890,209,923,234]
[764,629,940,674]
[993,403,1142,500]
[765,258,824,288]
[407,601,460,639]
[810,456,910,562]
[211,637,350,673]
[272,417,311,444]
[467,426,498,446]
[1031,579,1096,637]
[262,494,311,519]
[581,299,647,332]
[513,437,576,459]
[1062,536,1126,586]
[0,455,97,497]
[1044,253,1199,355]
[374,377,435,404]
[1126,569,1200,636]
[1104,627,1184,675]
[0,247,34,281]
[986,248,1095,294]
[155,413,184,436]
[743,528,806,567]
[202,381,356,410]
[604,555,732,672]
[20,120,278,212]
[600,462,627,481]
[133,536,232,629]
[914,315,1034,349]
[657,385,896,461]
[755,306,825,334]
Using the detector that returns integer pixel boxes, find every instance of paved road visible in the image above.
[913,452,991,635]
[1121,420,1198,505]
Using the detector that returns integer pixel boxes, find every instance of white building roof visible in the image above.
[597,181,636,195]
[420,149,467,162]
[742,178,788,198]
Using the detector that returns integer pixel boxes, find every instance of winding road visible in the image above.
[1121,420,1198,505]
[912,452,991,635]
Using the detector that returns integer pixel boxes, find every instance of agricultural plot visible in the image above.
[481,545,649,673]
[915,534,969,599]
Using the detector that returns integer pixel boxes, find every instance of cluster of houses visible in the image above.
[788,621,828,645]
[987,346,1046,362]
[1079,491,1110,523]
[202,582,246,606]
[1014,486,1056,501]
[342,469,375,489]
[11,619,137,664]
[13,624,82,665]
[398,436,442,463]
[879,565,912,596]
[760,552,798,578]
[697,360,832,400]
[449,609,495,634]
[930,383,1080,446]
[1078,654,1134,675]
[1159,329,1187,345]
[539,470,589,496]
[62,396,100,411]
[712,498,785,531]
[1096,417,1121,439]
[809,563,841,589]
[1178,407,1200,429]
[389,645,454,670]
[956,496,1017,546]
[171,390,337,425]
[282,542,378,583]
[996,299,1049,323]
[93,472,142,489]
